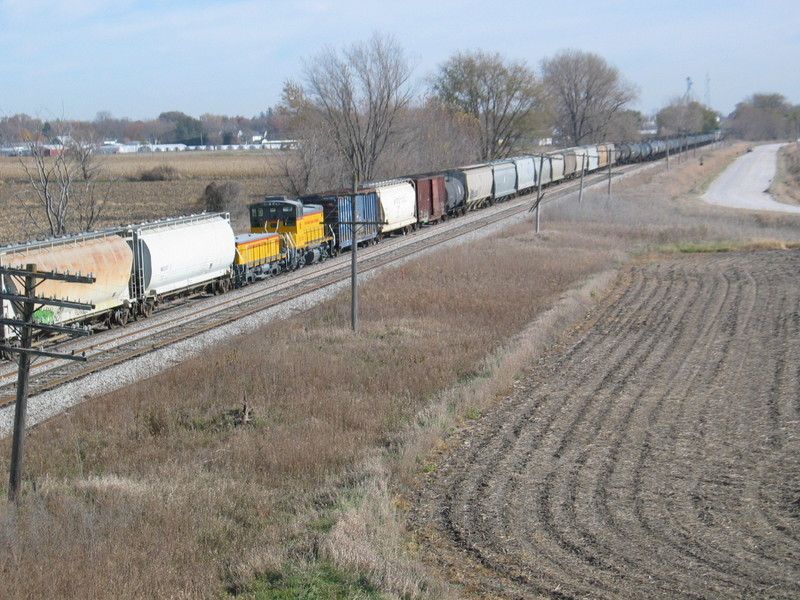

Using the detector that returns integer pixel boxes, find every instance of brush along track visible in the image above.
[410,249,800,600]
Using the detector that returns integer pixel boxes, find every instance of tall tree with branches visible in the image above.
[431,51,545,160]
[303,33,413,184]
[541,49,638,145]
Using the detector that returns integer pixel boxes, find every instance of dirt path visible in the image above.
[410,250,800,600]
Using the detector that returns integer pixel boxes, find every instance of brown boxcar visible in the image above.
[410,174,446,225]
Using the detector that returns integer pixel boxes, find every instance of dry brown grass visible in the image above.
[770,142,800,206]
[1,140,799,599]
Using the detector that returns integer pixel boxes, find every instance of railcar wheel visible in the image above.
[1,341,19,360]
[140,301,154,319]
[116,308,130,327]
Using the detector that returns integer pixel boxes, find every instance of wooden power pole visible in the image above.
[1,263,95,504]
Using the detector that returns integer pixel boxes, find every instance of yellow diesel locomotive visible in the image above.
[237,197,335,283]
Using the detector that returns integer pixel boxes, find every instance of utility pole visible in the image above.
[1,263,94,504]
[351,177,359,332]
[578,153,586,204]
[680,77,693,164]
[342,182,385,332]
[531,154,545,233]
[530,153,563,231]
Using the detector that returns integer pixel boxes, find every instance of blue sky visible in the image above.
[1,0,797,122]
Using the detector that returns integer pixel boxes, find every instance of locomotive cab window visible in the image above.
[249,206,265,228]
[250,203,299,228]
[266,204,298,226]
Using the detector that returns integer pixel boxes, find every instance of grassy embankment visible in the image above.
[1,141,799,599]
[770,142,800,206]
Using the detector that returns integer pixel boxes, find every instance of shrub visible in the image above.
[138,165,180,181]
[200,181,243,212]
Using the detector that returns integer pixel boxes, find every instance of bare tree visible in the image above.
[303,33,413,184]
[16,125,109,237]
[92,111,130,142]
[605,109,643,142]
[0,114,43,146]
[272,80,348,196]
[541,49,638,145]
[388,98,482,175]
[431,51,546,160]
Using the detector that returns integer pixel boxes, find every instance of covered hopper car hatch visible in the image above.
[249,196,335,269]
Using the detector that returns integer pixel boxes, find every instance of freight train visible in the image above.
[1,132,721,355]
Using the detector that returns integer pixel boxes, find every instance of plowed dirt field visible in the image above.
[411,250,800,600]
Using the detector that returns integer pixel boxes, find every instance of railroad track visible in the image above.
[0,165,633,409]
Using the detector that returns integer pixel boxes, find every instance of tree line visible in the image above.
[2,33,797,238]
[0,111,284,149]
[2,38,795,161]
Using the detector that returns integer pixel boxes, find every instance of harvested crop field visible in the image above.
[0,151,285,243]
[410,249,800,600]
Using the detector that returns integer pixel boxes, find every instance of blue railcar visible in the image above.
[301,190,381,251]
[616,144,633,163]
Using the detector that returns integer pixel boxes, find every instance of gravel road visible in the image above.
[702,143,800,213]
